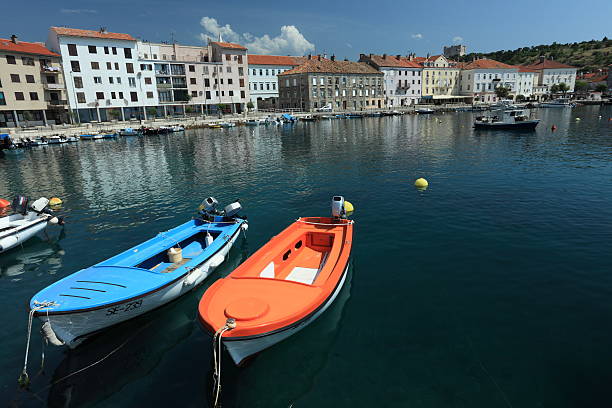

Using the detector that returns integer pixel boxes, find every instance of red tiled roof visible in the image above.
[524,59,576,70]
[361,54,422,68]
[211,41,247,50]
[517,66,539,73]
[51,27,135,41]
[247,54,303,66]
[587,74,608,82]
[279,58,382,75]
[463,59,516,70]
[0,38,59,57]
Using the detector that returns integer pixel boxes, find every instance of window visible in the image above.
[15,92,24,100]
[228,78,233,85]
[10,74,20,83]
[117,77,122,84]
[225,54,231,61]
[25,75,35,83]
[190,78,196,85]
[22,57,35,66]
[126,63,134,73]
[74,77,83,88]
[145,77,152,85]
[128,77,136,87]
[237,55,243,64]
[75,92,85,103]
[106,62,112,70]
[91,61,100,70]
[229,90,234,96]
[130,92,138,102]
[124,48,132,58]
[0,92,6,105]
[118,92,124,99]
[71,61,80,72]
[104,46,109,54]
[109,77,114,84]
[226,66,232,73]
[88,45,97,54]
[189,65,195,72]
[5,55,16,65]
[112,47,117,55]
[147,91,154,98]
[67,44,78,56]
[273,83,276,90]
[96,92,104,99]
[46,75,56,84]
[29,92,39,100]
[191,90,197,97]
[266,83,270,90]
[115,62,119,70]
[206,91,211,99]
[239,78,244,87]
[238,67,243,76]
[153,54,157,59]
[94,77,102,84]
[240,90,245,98]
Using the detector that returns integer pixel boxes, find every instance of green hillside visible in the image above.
[458,37,611,72]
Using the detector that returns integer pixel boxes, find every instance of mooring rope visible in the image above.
[212,318,236,407]
[19,300,58,387]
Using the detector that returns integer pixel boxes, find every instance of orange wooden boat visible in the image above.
[198,197,354,365]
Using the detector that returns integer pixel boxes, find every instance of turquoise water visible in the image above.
[1,106,611,407]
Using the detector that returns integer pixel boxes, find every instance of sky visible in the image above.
[3,0,611,58]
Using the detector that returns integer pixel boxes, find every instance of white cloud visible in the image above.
[200,17,315,55]
[453,36,463,43]
[346,43,353,48]
[411,33,423,39]
[60,9,98,14]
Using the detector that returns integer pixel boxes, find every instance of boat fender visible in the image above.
[205,232,214,247]
[0,198,9,208]
[49,217,59,225]
[209,254,225,268]
[241,223,249,232]
[49,197,62,207]
[414,178,428,189]
[344,201,354,216]
[184,267,203,286]
[41,321,64,346]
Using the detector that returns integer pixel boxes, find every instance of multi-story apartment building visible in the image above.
[247,55,304,110]
[278,55,384,111]
[417,55,462,103]
[0,35,68,128]
[458,58,519,103]
[523,57,577,98]
[516,66,537,99]
[46,27,155,122]
[137,40,249,115]
[359,53,422,107]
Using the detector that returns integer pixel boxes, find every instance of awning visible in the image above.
[431,95,472,99]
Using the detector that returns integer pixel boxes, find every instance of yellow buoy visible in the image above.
[344,200,354,215]
[414,178,428,189]
[49,197,62,207]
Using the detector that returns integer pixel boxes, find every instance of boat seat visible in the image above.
[285,267,318,285]
[259,262,275,278]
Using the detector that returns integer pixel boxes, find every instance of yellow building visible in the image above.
[414,55,463,103]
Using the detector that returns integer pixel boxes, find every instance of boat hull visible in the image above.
[223,263,349,365]
[37,223,245,347]
[474,120,539,130]
[0,214,50,253]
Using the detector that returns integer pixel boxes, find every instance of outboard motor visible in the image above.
[12,196,29,215]
[200,197,219,213]
[224,201,242,218]
[331,196,346,219]
[30,197,50,213]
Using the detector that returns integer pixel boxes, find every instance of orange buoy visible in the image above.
[551,125,557,131]
[0,198,10,208]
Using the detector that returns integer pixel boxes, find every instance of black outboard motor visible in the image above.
[12,196,29,215]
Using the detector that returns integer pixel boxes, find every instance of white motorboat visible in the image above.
[416,108,434,114]
[0,197,62,254]
[540,98,575,108]
[474,109,540,130]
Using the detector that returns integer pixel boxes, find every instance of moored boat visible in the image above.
[245,120,259,126]
[416,108,434,114]
[219,122,236,128]
[474,109,540,130]
[118,128,142,136]
[199,196,354,366]
[540,98,575,108]
[29,197,247,348]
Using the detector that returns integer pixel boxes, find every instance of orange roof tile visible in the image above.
[516,66,539,73]
[51,27,135,41]
[279,58,382,76]
[0,38,59,57]
[211,41,247,50]
[247,54,303,66]
[463,59,516,70]
[361,54,422,68]
[524,59,576,70]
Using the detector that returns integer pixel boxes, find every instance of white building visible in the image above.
[46,27,156,122]
[516,67,537,99]
[459,58,518,103]
[359,54,422,106]
[247,55,303,109]
[523,57,577,99]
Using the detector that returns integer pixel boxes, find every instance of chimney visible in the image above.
[383,53,387,59]
[550,56,554,61]
[318,54,322,61]
[427,53,430,58]
[308,54,312,60]
[323,53,327,59]
[100,27,108,34]
[331,55,336,61]
[396,54,401,60]
[10,34,18,44]
[369,53,373,58]
[359,53,365,60]
[539,56,545,63]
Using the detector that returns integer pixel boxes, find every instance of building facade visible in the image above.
[359,54,422,106]
[137,40,249,115]
[458,58,519,103]
[443,45,466,59]
[278,56,384,111]
[524,57,577,98]
[247,55,304,110]
[515,67,537,99]
[46,27,154,122]
[417,55,462,103]
[0,35,68,128]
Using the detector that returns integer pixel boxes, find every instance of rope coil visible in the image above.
[212,318,236,407]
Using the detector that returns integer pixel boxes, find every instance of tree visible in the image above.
[147,107,157,117]
[108,109,121,121]
[515,94,526,102]
[550,84,560,94]
[494,86,511,99]
[558,82,570,95]
[185,106,194,114]
[575,80,588,92]
[246,101,254,111]
[22,111,33,127]
[595,84,608,93]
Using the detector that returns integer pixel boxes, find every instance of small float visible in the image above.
[199,196,353,365]
[29,197,247,348]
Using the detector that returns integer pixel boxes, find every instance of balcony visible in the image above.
[155,70,170,75]
[156,83,172,88]
[44,83,64,90]
[41,66,61,74]
[46,99,68,106]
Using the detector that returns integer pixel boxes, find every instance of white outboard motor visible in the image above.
[201,197,218,212]
[224,201,242,218]
[30,197,50,213]
[331,196,345,218]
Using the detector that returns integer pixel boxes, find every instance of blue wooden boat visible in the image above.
[29,198,247,348]
[101,132,118,139]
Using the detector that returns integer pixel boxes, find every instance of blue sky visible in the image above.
[4,0,611,58]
